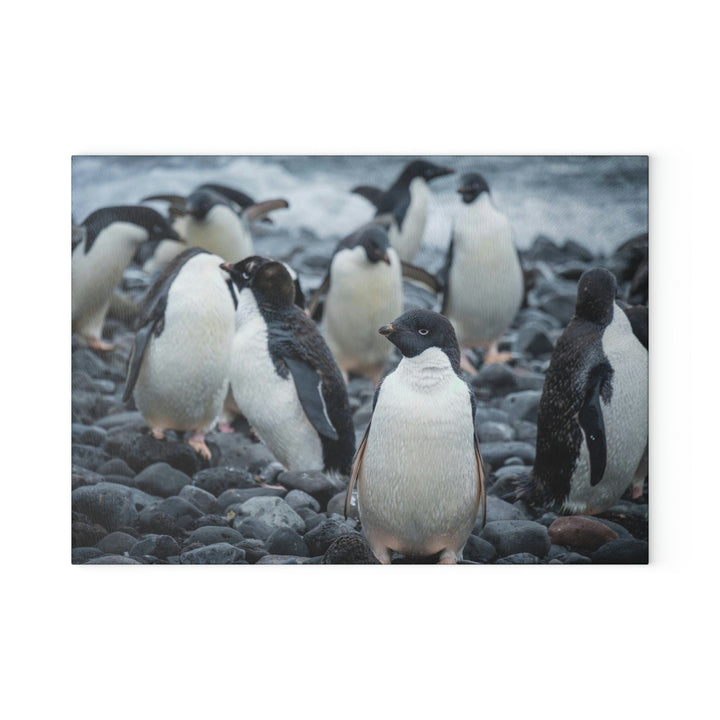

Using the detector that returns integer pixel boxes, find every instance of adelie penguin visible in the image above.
[72,205,181,350]
[122,247,237,459]
[345,309,486,564]
[143,184,289,266]
[352,159,454,262]
[522,268,648,515]
[222,256,356,476]
[441,172,523,370]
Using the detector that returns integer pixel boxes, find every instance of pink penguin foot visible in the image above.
[483,342,514,365]
[217,421,235,434]
[188,432,212,459]
[87,337,115,352]
[151,428,166,440]
[631,484,644,499]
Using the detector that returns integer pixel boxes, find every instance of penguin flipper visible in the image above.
[308,275,330,321]
[282,356,339,441]
[400,262,442,293]
[578,362,613,487]
[474,435,487,530]
[622,305,648,350]
[439,233,455,315]
[345,424,369,519]
[198,184,255,211]
[351,185,384,209]
[243,198,289,222]
[122,322,156,403]
[72,224,86,253]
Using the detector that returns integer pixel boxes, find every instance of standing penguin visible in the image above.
[525,269,648,515]
[346,309,486,564]
[122,247,237,459]
[223,256,356,476]
[72,205,181,350]
[352,159,454,262]
[143,185,288,264]
[441,172,524,370]
[308,226,403,385]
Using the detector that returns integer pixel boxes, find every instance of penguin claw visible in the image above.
[217,421,235,434]
[87,338,115,352]
[151,428,166,440]
[188,434,212,459]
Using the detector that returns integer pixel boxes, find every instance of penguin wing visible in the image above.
[400,261,442,293]
[122,321,158,403]
[307,274,330,321]
[622,305,648,350]
[439,233,455,315]
[198,184,255,211]
[282,356,339,441]
[351,185,385,209]
[470,391,487,528]
[578,362,614,487]
[71,224,86,253]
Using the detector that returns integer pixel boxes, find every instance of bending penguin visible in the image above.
[122,247,237,459]
[441,172,523,370]
[143,184,289,265]
[352,159,454,262]
[345,309,486,564]
[222,255,356,476]
[523,268,648,515]
[72,205,181,350]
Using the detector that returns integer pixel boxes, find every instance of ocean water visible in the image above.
[71,155,648,256]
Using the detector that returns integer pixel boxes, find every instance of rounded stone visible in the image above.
[186,526,244,547]
[72,482,138,533]
[96,531,138,555]
[481,520,551,558]
[233,496,305,534]
[192,466,257,496]
[284,489,322,513]
[130,534,181,560]
[134,463,192,499]
[304,518,360,556]
[322,535,379,564]
[266,527,309,557]
[590,539,649,564]
[548,516,619,552]
[179,485,218,514]
[180,543,246,564]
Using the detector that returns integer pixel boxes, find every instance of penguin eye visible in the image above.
[241,271,250,280]
[418,328,429,336]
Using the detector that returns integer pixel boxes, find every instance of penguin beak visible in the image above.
[457,186,472,195]
[430,166,454,180]
[381,252,391,265]
[219,263,232,272]
[378,323,394,337]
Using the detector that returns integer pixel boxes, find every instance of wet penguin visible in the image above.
[352,159,454,262]
[223,256,355,475]
[525,269,648,515]
[308,226,403,385]
[441,172,523,370]
[72,205,181,350]
[345,309,486,564]
[122,247,237,459]
[143,185,288,265]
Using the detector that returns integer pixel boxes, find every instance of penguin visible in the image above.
[525,268,648,515]
[352,159,454,262]
[222,255,356,476]
[308,226,403,385]
[440,172,524,370]
[143,184,289,265]
[345,308,486,564]
[72,205,181,350]
[122,247,237,459]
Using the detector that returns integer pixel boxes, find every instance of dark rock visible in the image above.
[562,239,595,263]
[548,516,619,552]
[470,363,519,396]
[179,485,218,514]
[72,482,138,532]
[96,458,135,478]
[71,391,115,425]
[325,491,350,518]
[255,555,304,565]
[590,539,648,564]
[72,444,111,472]
[72,465,104,490]
[127,487,161,511]
[547,545,591,564]
[514,324,554,357]
[525,235,567,264]
[218,486,286,512]
[72,547,104,564]
[235,518,275,541]
[209,432,278,473]
[186,526,244,547]
[322,535,379,564]
[512,420,538,443]
[95,411,145,430]
[188,514,231,530]
[72,512,108,548]
[138,496,203,530]
[539,294,576,325]
[103,426,216,475]
[512,370,547,392]
[304,518,360,556]
[232,497,305,533]
[496,553,541,564]
[284,489,321,513]
[477,421,516,443]
[299,510,325,532]
[134,463,191,498]
[479,441,535,470]
[515,307,561,331]
[481,520,551,558]
[276,470,339,509]
[130,534,181,559]
[84,555,143,565]
[258,462,286,484]
[463,535,497,563]
[590,517,633,540]
[136,511,183,538]
[192,466,257,497]
[474,406,512,425]
[72,349,115,380]
[180,543,247,564]
[501,391,542,423]
[235,538,268,564]
[72,424,108,447]
[96,531,137,555]
[482,495,528,523]
[266,527,309,557]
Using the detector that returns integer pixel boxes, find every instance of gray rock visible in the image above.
[130,534,181,560]
[322,535,379,564]
[72,424,108,447]
[482,495,528,523]
[84,555,143,565]
[514,324,554,357]
[299,510,325,532]
[72,444,111,472]
[96,531,138,555]
[284,489,321,513]
[179,485,218,514]
[470,363,519,396]
[479,441,535,470]
[463,535,497,563]
[496,553,541,564]
[192,466,257,496]
[72,547,104,564]
[134,463,192,498]
[481,520,551,558]
[72,349,115,380]
[512,420,538,443]
[525,235,567,264]
[276,470,339,509]
[180,543,246,564]
[539,293,576,325]
[590,539,648,564]
[477,421,516,443]
[266,527,309,557]
[96,458,135,478]
[209,433,277,473]
[72,465,104,491]
[562,239,594,263]
[326,491,351,518]
[474,406,512,426]
[127,487,162,512]
[234,518,274,541]
[547,545,592,564]
[255,555,304,565]
[501,391,542,423]
[591,517,633,540]
[217,486,286,512]
[235,538,268,563]
[304,518,361,556]
[232,496,305,533]
[72,482,138,532]
[138,496,203,530]
[186,525,244,547]
[95,411,145,429]
[258,462,286,484]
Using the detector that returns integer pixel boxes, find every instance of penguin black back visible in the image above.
[225,256,356,475]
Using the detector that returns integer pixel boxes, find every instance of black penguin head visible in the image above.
[379,309,461,371]
[185,189,224,220]
[356,226,391,264]
[222,255,296,309]
[575,268,618,325]
[147,212,182,242]
[400,160,455,184]
[81,206,181,244]
[458,173,491,204]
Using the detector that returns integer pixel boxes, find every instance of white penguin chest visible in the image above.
[185,205,252,262]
